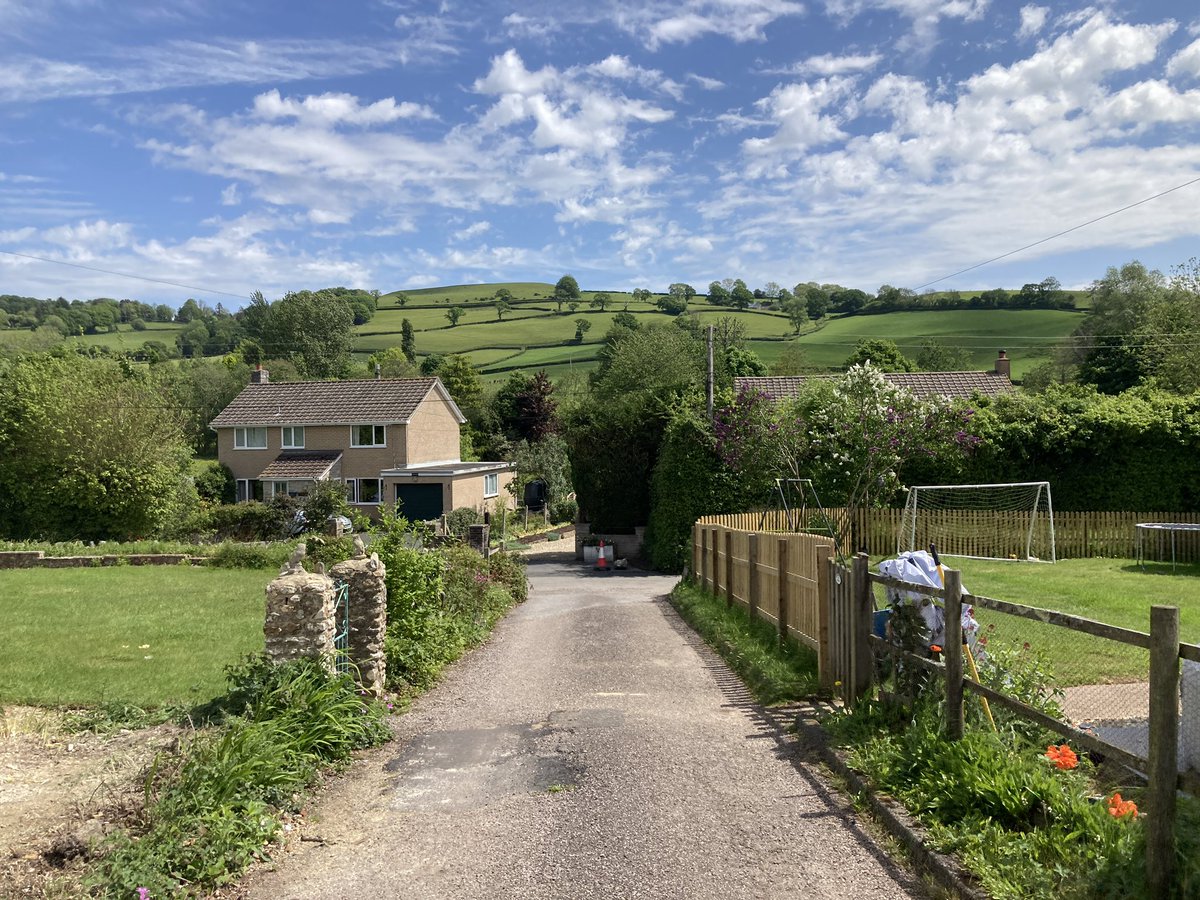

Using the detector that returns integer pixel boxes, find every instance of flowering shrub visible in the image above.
[714,364,978,551]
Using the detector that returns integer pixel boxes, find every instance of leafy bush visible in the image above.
[86,656,388,897]
[193,462,235,504]
[305,534,357,571]
[207,540,295,570]
[372,511,525,691]
[444,505,481,540]
[202,501,291,541]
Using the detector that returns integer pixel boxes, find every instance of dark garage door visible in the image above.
[395,483,444,521]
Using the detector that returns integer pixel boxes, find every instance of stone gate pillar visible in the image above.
[264,562,336,667]
[330,549,388,697]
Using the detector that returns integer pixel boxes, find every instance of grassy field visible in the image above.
[789,308,1083,375]
[1,566,268,707]
[359,285,1082,380]
[929,557,1200,686]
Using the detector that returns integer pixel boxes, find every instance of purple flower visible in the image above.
[138,890,150,900]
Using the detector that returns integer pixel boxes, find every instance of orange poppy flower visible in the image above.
[1045,744,1078,770]
[1107,793,1138,819]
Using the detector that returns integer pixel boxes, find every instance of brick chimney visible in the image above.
[994,350,1011,379]
[251,364,269,384]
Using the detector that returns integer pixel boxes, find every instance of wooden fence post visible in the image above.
[851,553,872,705]
[748,534,760,622]
[1147,604,1180,897]
[711,527,720,596]
[699,527,708,589]
[944,567,964,741]
[816,543,833,690]
[693,524,700,584]
[725,530,735,608]
[778,538,790,646]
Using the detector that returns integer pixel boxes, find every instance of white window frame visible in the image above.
[347,477,382,505]
[281,425,305,449]
[234,427,267,449]
[351,424,386,448]
[484,473,499,498]
[270,480,290,499]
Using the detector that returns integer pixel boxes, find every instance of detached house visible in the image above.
[210,368,514,521]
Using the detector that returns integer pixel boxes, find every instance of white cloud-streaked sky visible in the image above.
[0,0,1198,306]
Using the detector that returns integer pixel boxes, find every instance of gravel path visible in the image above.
[236,554,924,899]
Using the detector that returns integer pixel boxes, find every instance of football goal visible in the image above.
[898,482,1056,562]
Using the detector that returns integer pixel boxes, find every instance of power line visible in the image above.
[0,248,248,300]
[914,175,1200,291]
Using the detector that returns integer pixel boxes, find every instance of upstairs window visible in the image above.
[281,426,305,449]
[234,427,267,449]
[351,424,386,448]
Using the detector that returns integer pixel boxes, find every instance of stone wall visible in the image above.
[330,550,388,697]
[0,551,204,569]
[264,543,389,693]
[264,569,336,665]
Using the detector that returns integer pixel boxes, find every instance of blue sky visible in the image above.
[1,0,1198,307]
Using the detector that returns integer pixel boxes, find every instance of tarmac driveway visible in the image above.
[236,553,924,899]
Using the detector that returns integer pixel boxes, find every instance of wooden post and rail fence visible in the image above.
[691,520,1200,894]
[698,509,1200,562]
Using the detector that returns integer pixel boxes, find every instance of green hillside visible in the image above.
[361,284,1082,381]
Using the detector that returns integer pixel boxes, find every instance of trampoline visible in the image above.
[1136,522,1200,570]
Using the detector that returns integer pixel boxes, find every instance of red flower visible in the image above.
[1107,793,1138,819]
[1045,744,1078,770]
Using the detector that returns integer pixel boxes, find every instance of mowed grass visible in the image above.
[795,308,1082,374]
[932,557,1200,686]
[1,567,268,708]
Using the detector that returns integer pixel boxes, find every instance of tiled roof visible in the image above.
[210,378,466,428]
[258,451,343,480]
[736,371,1013,402]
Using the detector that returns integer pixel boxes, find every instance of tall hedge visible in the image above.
[906,387,1200,511]
[644,403,751,572]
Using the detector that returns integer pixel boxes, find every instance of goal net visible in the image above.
[898,482,1055,562]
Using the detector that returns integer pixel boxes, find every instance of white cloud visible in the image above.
[741,78,856,166]
[220,183,240,206]
[1167,38,1200,80]
[251,89,437,125]
[822,0,989,50]
[1017,5,1048,39]
[0,38,408,103]
[689,73,725,90]
[784,52,883,76]
[452,221,492,240]
[699,11,1200,289]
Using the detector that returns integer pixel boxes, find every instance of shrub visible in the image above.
[305,534,356,570]
[193,462,236,504]
[207,540,295,570]
[444,505,481,540]
[372,510,525,691]
[204,502,291,541]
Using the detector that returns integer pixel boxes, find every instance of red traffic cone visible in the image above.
[595,539,609,571]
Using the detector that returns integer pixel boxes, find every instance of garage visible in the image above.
[394,483,444,521]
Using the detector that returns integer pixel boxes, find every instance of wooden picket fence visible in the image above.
[699,509,1200,562]
[692,522,838,685]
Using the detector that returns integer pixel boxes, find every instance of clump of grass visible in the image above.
[669,580,818,705]
[84,655,389,898]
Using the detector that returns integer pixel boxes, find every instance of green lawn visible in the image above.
[930,557,1200,686]
[1,566,269,707]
